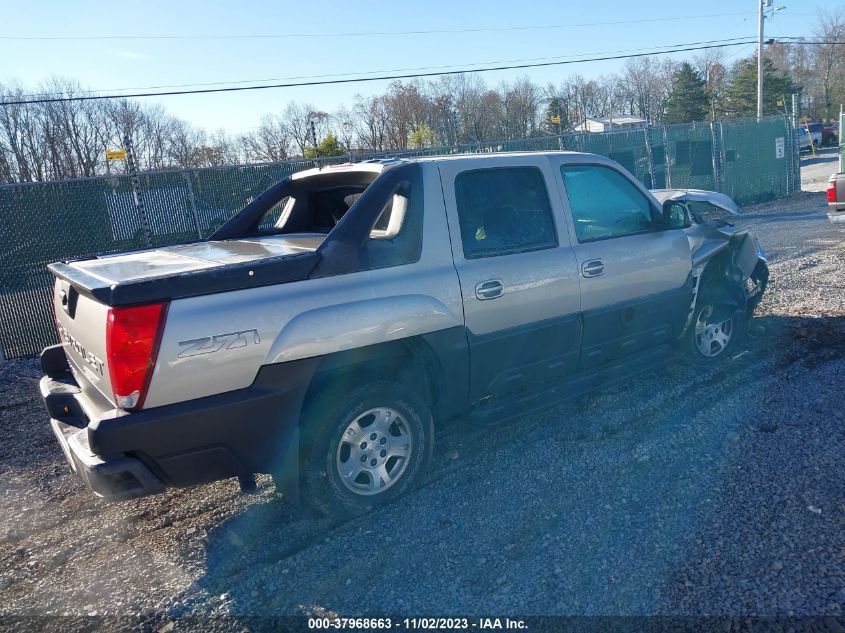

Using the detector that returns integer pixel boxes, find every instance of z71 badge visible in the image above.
[177,329,260,359]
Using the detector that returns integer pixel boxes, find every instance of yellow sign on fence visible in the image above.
[105,148,127,161]
[549,115,561,125]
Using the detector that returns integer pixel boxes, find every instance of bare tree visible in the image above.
[178,129,237,167]
[383,80,430,150]
[331,105,356,154]
[352,94,389,151]
[239,114,291,163]
[619,57,675,123]
[500,76,541,140]
[811,9,845,122]
[788,40,814,116]
[0,83,48,182]
[450,74,489,143]
[166,118,207,168]
[427,77,461,146]
[281,101,326,156]
[692,50,729,118]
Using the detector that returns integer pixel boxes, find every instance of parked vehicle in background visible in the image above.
[822,123,839,147]
[798,127,812,152]
[797,124,826,152]
[828,173,845,223]
[806,122,823,147]
[40,152,769,517]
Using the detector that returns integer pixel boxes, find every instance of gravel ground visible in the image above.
[1,154,844,629]
[799,147,840,193]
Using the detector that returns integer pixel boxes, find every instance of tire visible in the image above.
[685,299,745,363]
[300,380,433,517]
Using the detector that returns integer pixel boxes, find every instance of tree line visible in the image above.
[0,11,841,184]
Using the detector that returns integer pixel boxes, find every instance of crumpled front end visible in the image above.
[652,188,769,330]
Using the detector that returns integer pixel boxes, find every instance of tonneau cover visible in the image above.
[49,234,325,306]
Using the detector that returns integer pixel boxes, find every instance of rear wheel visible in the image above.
[300,380,433,517]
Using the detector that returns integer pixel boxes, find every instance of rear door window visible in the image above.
[454,167,557,259]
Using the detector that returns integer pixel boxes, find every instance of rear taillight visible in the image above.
[828,178,838,204]
[106,302,168,410]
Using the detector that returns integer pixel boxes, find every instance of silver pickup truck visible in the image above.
[40,152,768,516]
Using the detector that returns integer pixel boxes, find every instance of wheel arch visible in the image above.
[301,334,459,422]
[697,250,747,319]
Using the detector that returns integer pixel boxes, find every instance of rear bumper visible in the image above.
[828,205,845,223]
[46,413,165,500]
[40,344,318,501]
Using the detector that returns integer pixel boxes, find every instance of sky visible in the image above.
[0,0,841,134]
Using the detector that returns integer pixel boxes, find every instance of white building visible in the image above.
[572,115,648,133]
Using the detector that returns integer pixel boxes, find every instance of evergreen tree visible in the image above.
[304,133,346,158]
[724,57,797,118]
[664,63,710,123]
[409,124,436,149]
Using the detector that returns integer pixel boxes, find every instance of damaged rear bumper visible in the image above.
[46,408,165,500]
[40,344,316,502]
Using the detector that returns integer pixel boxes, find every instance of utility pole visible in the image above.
[757,1,786,120]
[757,0,767,121]
[309,118,318,153]
[123,134,151,247]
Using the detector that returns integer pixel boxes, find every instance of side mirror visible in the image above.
[661,200,692,229]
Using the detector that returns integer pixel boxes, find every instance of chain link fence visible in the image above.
[0,115,798,359]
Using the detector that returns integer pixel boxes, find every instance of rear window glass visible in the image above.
[259,196,292,231]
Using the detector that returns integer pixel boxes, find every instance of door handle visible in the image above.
[581,259,605,278]
[475,279,504,300]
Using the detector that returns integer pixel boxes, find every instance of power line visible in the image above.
[3,38,759,100]
[0,12,760,41]
[2,37,839,107]
[1,38,763,106]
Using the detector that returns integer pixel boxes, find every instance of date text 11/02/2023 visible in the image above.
[307,617,528,630]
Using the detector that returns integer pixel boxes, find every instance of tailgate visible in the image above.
[52,277,115,407]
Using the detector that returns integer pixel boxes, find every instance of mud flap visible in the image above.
[272,427,300,504]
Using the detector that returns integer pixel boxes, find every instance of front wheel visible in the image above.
[685,302,744,363]
[300,380,433,517]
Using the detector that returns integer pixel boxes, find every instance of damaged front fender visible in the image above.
[651,187,765,274]
[651,188,769,333]
[651,188,741,216]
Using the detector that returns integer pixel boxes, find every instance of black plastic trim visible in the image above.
[466,313,582,401]
[40,343,70,377]
[578,279,693,369]
[41,357,321,499]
